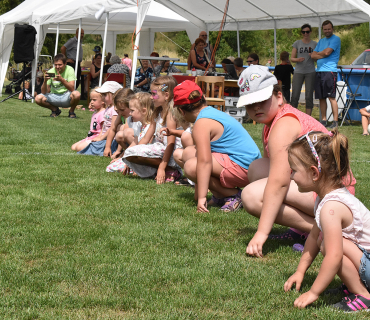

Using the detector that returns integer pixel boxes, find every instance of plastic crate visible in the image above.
[225,97,239,107]
[232,116,243,124]
[225,106,246,117]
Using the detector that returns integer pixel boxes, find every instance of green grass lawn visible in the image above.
[0,87,369,319]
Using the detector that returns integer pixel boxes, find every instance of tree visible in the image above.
[0,0,24,15]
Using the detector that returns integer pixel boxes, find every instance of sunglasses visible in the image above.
[247,60,255,63]
[301,30,311,34]
[298,132,321,172]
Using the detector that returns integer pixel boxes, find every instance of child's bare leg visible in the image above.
[183,156,239,198]
[242,178,315,233]
[335,238,370,298]
[71,140,91,151]
[116,128,135,149]
[181,131,194,148]
[247,158,270,183]
[125,156,162,168]
[173,149,184,168]
[182,145,197,163]
[360,109,370,135]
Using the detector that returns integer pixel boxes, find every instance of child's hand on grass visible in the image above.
[293,291,318,309]
[284,271,304,292]
[155,168,166,184]
[103,148,111,157]
[197,198,209,213]
[246,231,268,258]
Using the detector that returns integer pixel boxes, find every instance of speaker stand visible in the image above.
[1,62,31,103]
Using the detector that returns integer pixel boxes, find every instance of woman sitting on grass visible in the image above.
[173,80,261,213]
[237,65,356,257]
[284,131,370,312]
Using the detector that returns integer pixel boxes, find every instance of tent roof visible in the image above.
[156,0,370,31]
[46,2,194,34]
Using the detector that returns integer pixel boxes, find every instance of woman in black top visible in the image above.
[90,53,101,88]
[190,38,209,71]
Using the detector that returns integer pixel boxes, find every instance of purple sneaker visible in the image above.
[292,243,304,253]
[269,228,309,241]
[220,189,243,213]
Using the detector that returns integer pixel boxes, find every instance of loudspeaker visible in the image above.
[14,24,37,63]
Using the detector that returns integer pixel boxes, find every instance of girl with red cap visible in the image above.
[173,80,261,213]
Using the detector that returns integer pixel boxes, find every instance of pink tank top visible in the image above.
[263,104,356,189]
[263,104,328,157]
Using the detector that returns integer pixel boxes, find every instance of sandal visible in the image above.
[68,111,77,118]
[208,195,226,207]
[50,108,61,117]
[175,178,191,186]
[220,189,243,213]
[165,169,181,183]
[362,133,369,136]
[268,228,308,241]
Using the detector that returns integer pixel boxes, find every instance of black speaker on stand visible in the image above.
[1,24,37,104]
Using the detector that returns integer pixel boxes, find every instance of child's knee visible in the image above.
[184,158,197,179]
[241,184,262,216]
[173,148,183,162]
[182,146,196,163]
[181,132,193,148]
[115,131,124,143]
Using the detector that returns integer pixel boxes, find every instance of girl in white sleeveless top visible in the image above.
[284,130,370,312]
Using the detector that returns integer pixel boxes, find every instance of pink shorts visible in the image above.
[212,152,249,189]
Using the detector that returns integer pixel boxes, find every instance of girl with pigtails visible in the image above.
[284,130,370,312]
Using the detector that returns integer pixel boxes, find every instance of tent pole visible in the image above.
[318,17,321,39]
[237,22,240,57]
[113,32,117,55]
[54,23,60,56]
[99,12,109,87]
[75,19,82,90]
[274,21,277,66]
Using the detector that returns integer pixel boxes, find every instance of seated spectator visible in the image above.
[274,51,294,102]
[35,71,44,95]
[154,55,181,75]
[227,56,235,63]
[18,80,33,100]
[92,45,101,62]
[150,52,160,69]
[221,58,233,73]
[360,106,370,136]
[233,57,245,76]
[190,38,212,71]
[90,53,102,89]
[102,52,112,74]
[133,59,153,92]
[122,53,132,70]
[247,53,259,65]
[187,31,215,69]
[35,53,80,118]
[265,59,272,67]
[105,55,131,88]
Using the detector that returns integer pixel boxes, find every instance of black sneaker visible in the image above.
[327,121,338,129]
[332,294,370,312]
[320,120,327,126]
[324,283,351,296]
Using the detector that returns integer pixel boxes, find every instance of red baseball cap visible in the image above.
[173,80,203,105]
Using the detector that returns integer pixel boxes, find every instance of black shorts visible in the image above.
[315,72,337,99]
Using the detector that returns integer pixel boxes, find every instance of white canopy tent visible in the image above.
[0,0,199,95]
[156,0,370,59]
[2,0,370,95]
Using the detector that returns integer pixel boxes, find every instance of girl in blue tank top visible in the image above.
[173,81,261,213]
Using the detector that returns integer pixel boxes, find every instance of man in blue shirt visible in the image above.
[311,20,341,128]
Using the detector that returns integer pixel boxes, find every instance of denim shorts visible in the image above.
[357,245,370,290]
[42,91,71,108]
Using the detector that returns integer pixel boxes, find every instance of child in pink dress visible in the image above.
[71,89,105,152]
